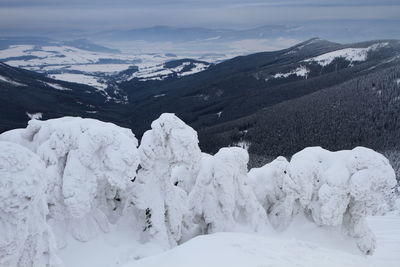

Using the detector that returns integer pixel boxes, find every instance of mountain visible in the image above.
[90,21,400,44]
[0,41,214,101]
[0,62,129,132]
[116,39,399,134]
[2,38,400,168]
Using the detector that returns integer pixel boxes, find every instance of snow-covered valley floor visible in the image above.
[58,215,400,267]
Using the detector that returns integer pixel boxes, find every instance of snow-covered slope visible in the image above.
[123,215,400,267]
[303,42,389,66]
[128,60,210,81]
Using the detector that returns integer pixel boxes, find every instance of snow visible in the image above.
[50,73,107,90]
[153,94,166,98]
[304,42,389,67]
[0,117,140,248]
[0,44,211,88]
[67,64,134,73]
[26,112,43,120]
[178,63,208,77]
[0,75,26,87]
[122,218,400,267]
[273,66,309,79]
[0,141,61,267]
[233,140,250,151]
[128,62,209,81]
[188,148,267,235]
[42,81,71,91]
[0,114,399,267]
[130,113,202,248]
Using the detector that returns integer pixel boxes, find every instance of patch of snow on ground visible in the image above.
[153,94,166,98]
[0,75,26,86]
[304,42,389,67]
[58,227,164,267]
[50,73,107,90]
[42,81,71,91]
[273,66,309,79]
[67,64,134,73]
[122,215,400,267]
[178,63,209,77]
[129,62,208,81]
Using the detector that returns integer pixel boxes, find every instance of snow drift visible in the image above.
[0,114,398,266]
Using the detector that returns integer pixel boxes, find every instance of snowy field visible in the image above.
[56,215,400,267]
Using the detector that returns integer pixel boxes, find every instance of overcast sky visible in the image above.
[0,0,399,32]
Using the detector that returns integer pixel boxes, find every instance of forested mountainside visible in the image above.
[2,38,400,166]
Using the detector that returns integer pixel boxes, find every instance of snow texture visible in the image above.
[0,141,61,267]
[0,114,398,266]
[0,75,26,87]
[123,232,374,267]
[273,66,309,79]
[188,148,267,235]
[0,117,140,247]
[249,146,396,254]
[128,113,202,248]
[303,43,389,67]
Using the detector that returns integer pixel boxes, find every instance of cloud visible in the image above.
[0,0,399,32]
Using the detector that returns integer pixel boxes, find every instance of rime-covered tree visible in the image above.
[129,113,202,248]
[188,147,267,234]
[0,117,140,246]
[0,141,61,267]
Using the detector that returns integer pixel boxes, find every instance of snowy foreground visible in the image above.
[58,215,400,267]
[0,114,399,267]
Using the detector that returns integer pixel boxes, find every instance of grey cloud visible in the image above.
[0,1,399,32]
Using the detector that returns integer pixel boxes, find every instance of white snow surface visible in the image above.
[0,141,61,267]
[42,81,71,91]
[129,62,208,81]
[124,215,400,267]
[303,42,389,66]
[273,65,310,79]
[0,117,140,249]
[0,75,26,87]
[50,73,107,90]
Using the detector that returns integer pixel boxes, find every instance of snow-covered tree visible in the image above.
[0,117,140,246]
[128,113,202,248]
[188,147,267,234]
[248,156,297,231]
[287,146,396,254]
[0,141,61,267]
